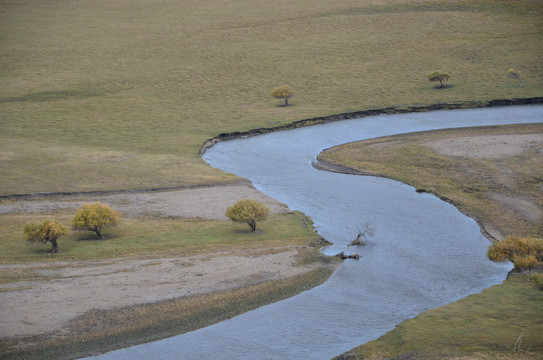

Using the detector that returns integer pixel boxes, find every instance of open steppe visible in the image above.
[1,0,542,358]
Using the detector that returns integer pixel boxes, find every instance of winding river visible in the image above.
[90,105,542,359]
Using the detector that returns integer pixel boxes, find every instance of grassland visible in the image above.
[1,0,542,358]
[320,124,543,359]
[1,0,542,195]
[0,211,325,264]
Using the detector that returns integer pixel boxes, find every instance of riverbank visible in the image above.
[199,98,543,156]
[0,184,339,359]
[318,123,543,358]
[1,252,337,360]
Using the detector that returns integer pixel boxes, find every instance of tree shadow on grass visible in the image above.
[431,84,455,90]
[74,232,119,241]
[0,89,105,103]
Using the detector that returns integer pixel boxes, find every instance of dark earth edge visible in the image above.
[2,97,541,201]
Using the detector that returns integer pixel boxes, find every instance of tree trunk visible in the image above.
[51,239,59,253]
[439,79,444,88]
[94,225,102,238]
[284,97,289,106]
[248,220,257,232]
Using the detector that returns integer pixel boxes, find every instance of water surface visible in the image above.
[90,105,542,359]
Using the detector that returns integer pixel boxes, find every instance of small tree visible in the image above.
[513,254,538,273]
[72,201,120,238]
[271,85,293,106]
[507,67,523,87]
[428,70,451,88]
[23,220,67,253]
[226,199,269,232]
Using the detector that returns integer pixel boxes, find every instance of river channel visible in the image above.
[90,105,542,359]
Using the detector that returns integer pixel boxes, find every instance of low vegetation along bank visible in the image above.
[318,124,543,359]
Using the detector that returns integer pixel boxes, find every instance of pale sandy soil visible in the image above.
[424,133,542,239]
[424,133,543,160]
[0,183,290,219]
[0,247,319,338]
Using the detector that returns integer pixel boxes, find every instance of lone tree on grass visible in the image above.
[428,70,451,88]
[72,201,120,238]
[23,220,67,253]
[507,67,523,87]
[271,85,293,106]
[226,199,269,232]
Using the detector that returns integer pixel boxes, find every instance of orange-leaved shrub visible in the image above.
[487,236,543,263]
[513,254,538,272]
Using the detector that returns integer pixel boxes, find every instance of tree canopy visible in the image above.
[23,220,66,253]
[507,67,523,87]
[225,199,270,232]
[72,201,120,238]
[271,85,294,106]
[428,70,451,88]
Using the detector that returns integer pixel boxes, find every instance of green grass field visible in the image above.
[1,0,542,195]
[0,211,324,265]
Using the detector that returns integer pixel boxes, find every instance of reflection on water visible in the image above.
[89,106,542,360]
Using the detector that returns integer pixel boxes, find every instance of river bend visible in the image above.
[89,105,542,359]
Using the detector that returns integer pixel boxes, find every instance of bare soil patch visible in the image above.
[0,183,290,219]
[424,133,543,160]
[0,247,321,339]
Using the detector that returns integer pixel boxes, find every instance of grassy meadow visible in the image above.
[1,0,542,194]
[1,0,542,358]
[0,211,324,265]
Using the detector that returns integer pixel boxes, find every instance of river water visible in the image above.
[89,105,542,359]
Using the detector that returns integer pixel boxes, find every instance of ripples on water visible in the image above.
[89,106,542,360]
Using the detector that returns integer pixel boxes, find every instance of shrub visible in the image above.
[512,254,538,272]
[487,236,543,263]
[528,273,543,290]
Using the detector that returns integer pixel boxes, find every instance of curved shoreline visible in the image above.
[312,158,499,242]
[199,97,543,156]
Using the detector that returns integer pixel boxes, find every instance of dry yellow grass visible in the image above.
[1,0,542,194]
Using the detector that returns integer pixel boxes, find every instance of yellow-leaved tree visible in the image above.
[23,220,67,253]
[226,199,269,232]
[507,67,523,87]
[72,201,121,238]
[428,70,451,88]
[271,85,294,106]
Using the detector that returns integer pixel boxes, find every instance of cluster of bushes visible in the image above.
[487,236,543,290]
[23,201,120,253]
